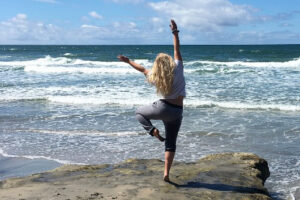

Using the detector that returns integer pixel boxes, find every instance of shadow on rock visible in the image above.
[167,180,269,195]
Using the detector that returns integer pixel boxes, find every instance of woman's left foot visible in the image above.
[152,128,165,142]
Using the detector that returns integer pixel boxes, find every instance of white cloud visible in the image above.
[150,17,166,33]
[0,14,144,44]
[89,11,103,19]
[1,10,298,45]
[129,22,136,28]
[12,13,27,21]
[81,24,103,29]
[0,14,64,44]
[149,0,254,32]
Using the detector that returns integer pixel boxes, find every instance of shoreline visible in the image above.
[0,154,62,181]
[0,152,273,200]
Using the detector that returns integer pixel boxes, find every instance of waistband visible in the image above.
[160,99,183,109]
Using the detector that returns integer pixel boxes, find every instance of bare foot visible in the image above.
[163,175,170,182]
[152,128,165,142]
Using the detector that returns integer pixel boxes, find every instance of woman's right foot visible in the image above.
[152,128,165,142]
[163,175,170,182]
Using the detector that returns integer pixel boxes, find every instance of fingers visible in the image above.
[117,55,129,63]
[117,55,123,61]
[170,19,177,30]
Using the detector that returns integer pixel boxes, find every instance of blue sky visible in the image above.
[0,0,299,44]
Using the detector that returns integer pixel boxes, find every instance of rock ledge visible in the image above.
[0,152,272,200]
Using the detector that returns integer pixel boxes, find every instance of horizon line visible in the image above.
[1,43,300,46]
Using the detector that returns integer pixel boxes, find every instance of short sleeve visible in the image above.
[175,60,183,68]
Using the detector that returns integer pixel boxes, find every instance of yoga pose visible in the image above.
[118,20,185,182]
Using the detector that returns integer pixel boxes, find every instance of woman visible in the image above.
[118,20,185,182]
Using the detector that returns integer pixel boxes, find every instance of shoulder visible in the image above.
[174,59,183,69]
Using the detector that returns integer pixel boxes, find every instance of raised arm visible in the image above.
[118,55,149,76]
[170,19,182,61]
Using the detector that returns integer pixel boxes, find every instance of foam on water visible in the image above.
[0,56,153,74]
[63,53,74,56]
[0,55,152,67]
[24,65,140,74]
[1,92,298,112]
[1,56,300,76]
[48,96,154,106]
[30,129,141,137]
[186,99,300,111]
[186,57,300,68]
[0,148,83,165]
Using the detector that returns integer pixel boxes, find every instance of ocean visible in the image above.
[0,45,299,199]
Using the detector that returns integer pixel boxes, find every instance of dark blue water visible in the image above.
[0,45,300,199]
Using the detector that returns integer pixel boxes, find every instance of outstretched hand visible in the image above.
[117,55,130,63]
[170,19,177,31]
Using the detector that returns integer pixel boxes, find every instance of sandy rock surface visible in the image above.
[0,152,272,200]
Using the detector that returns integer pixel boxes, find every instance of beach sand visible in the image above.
[0,152,272,200]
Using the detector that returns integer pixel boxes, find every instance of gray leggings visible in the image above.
[135,100,183,152]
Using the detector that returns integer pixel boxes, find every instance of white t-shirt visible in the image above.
[163,60,186,99]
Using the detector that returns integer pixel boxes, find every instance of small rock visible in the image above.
[91,192,100,197]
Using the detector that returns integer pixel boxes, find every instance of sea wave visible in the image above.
[1,56,300,75]
[185,100,300,111]
[30,129,141,137]
[0,55,152,74]
[63,53,75,56]
[185,57,300,68]
[47,96,153,106]
[1,95,299,111]
[184,67,252,74]
[24,65,140,74]
[0,55,152,67]
[0,148,83,165]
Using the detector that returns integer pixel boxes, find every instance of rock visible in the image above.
[0,152,272,200]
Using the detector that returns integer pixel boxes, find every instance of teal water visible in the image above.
[0,45,300,199]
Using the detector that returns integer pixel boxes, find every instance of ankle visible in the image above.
[163,175,170,182]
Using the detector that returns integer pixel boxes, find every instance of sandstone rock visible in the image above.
[0,152,272,200]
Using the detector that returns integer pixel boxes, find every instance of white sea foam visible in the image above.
[0,55,153,74]
[1,56,300,75]
[63,53,74,56]
[1,92,299,111]
[0,148,84,165]
[185,57,300,68]
[30,129,140,137]
[184,67,251,74]
[24,65,140,74]
[0,55,152,67]
[47,96,155,106]
[185,99,300,111]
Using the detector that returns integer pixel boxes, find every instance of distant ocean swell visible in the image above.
[1,56,300,75]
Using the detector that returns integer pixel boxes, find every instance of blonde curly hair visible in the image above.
[147,53,176,96]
